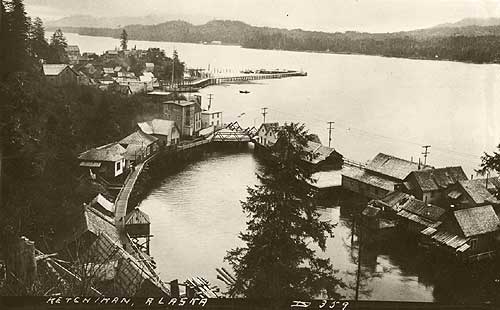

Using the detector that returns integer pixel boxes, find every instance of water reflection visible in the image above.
[140,149,499,303]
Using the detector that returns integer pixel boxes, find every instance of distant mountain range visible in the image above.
[434,17,500,29]
[46,17,500,64]
[45,14,211,29]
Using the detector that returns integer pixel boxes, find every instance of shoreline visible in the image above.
[65,32,500,67]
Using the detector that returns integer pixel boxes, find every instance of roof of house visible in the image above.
[366,153,428,181]
[343,169,397,192]
[78,143,125,162]
[103,67,115,74]
[400,198,445,222]
[86,232,169,296]
[258,122,279,134]
[91,194,115,214]
[43,64,73,76]
[398,209,442,228]
[421,228,470,252]
[201,110,222,115]
[377,191,413,211]
[125,208,150,225]
[303,141,339,164]
[119,130,158,146]
[163,100,198,107]
[53,205,119,251]
[459,179,500,205]
[137,119,178,136]
[454,205,500,237]
[409,167,468,192]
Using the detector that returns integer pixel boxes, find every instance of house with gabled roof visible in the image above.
[78,143,126,179]
[255,122,280,147]
[119,130,159,165]
[446,178,500,210]
[302,141,343,170]
[137,119,180,147]
[43,64,78,86]
[403,166,468,204]
[342,153,429,199]
[421,205,500,261]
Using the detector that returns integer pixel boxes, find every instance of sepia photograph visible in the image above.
[1,1,500,309]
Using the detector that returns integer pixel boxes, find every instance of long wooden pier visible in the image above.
[186,71,307,88]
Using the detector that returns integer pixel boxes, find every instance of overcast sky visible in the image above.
[24,0,500,33]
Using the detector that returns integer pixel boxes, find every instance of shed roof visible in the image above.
[454,205,500,237]
[163,100,197,107]
[409,166,468,192]
[91,194,115,214]
[43,64,72,76]
[343,169,397,192]
[459,179,500,205]
[138,119,178,136]
[366,153,428,181]
[53,205,119,251]
[400,198,445,222]
[303,141,339,164]
[78,143,125,162]
[397,209,442,228]
[380,191,412,210]
[125,208,151,225]
[120,130,158,146]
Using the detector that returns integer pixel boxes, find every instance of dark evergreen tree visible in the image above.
[2,0,30,77]
[479,145,500,198]
[28,16,49,60]
[225,123,344,300]
[48,28,68,63]
[120,29,128,51]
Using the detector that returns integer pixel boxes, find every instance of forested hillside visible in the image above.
[52,19,500,63]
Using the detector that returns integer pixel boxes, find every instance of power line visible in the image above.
[265,107,480,161]
[327,121,335,148]
[207,94,214,110]
[261,107,268,124]
[422,145,431,166]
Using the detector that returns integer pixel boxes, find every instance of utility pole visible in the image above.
[327,121,335,148]
[207,94,213,110]
[421,145,431,166]
[261,107,268,124]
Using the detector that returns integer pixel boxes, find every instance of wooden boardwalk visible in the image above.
[115,154,156,230]
[114,139,209,233]
[186,71,307,88]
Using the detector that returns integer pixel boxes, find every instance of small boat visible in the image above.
[239,90,250,94]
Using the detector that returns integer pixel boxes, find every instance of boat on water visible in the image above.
[239,90,250,94]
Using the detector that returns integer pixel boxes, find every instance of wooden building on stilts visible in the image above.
[125,208,152,255]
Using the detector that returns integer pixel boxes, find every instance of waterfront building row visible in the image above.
[341,152,500,262]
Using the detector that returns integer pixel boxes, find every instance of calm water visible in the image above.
[67,33,500,301]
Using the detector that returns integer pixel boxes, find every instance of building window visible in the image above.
[116,161,121,171]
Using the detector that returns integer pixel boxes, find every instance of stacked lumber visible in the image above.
[185,276,219,298]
